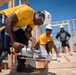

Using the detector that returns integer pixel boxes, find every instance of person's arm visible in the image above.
[5,13,18,44]
[56,32,62,45]
[53,45,61,57]
[66,31,71,40]
[53,45,58,55]
[24,0,30,6]
[5,13,25,52]
[24,25,39,49]
[24,25,32,39]
[56,32,60,41]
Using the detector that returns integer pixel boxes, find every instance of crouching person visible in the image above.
[0,4,51,72]
[38,24,60,57]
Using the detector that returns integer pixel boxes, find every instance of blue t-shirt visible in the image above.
[56,30,71,41]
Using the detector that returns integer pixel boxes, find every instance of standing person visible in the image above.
[38,24,60,57]
[56,25,72,55]
[0,4,51,72]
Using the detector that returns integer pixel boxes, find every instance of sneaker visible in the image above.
[16,64,34,73]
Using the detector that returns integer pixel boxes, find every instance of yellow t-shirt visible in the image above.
[38,33,55,45]
[0,5,35,29]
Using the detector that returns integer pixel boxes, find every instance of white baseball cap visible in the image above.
[45,24,53,30]
[60,25,64,28]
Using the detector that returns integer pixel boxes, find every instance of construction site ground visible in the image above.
[0,53,76,75]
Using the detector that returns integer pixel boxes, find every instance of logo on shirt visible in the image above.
[61,33,66,38]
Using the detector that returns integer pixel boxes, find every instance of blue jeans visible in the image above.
[0,14,10,56]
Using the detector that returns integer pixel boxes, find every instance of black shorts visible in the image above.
[61,41,70,48]
[15,28,28,46]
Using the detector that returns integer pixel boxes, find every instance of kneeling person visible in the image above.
[38,24,60,57]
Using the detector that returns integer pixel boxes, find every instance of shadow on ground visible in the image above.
[6,65,56,75]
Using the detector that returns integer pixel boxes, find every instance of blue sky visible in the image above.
[29,0,76,22]
[0,0,76,22]
[0,0,76,46]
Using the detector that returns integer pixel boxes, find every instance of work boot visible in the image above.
[16,64,34,73]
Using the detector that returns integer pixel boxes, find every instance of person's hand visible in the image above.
[68,38,70,40]
[30,37,40,49]
[34,42,40,50]
[12,42,25,52]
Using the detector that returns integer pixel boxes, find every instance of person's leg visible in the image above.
[3,29,11,54]
[16,56,27,72]
[0,15,10,55]
[66,42,72,55]
[0,15,10,72]
[0,41,3,56]
[0,40,3,72]
[46,41,53,54]
[66,41,70,52]
[0,15,4,72]
[67,47,71,52]
[15,29,34,72]
[0,29,11,72]
[15,29,27,72]
[61,41,66,53]
[0,14,4,56]
[62,46,66,53]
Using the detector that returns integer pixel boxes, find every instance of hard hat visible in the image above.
[40,10,52,25]
[45,24,53,30]
[60,25,64,28]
